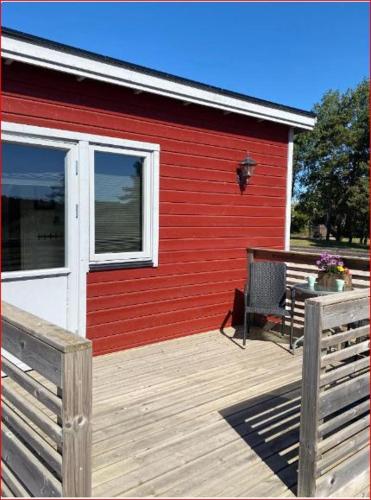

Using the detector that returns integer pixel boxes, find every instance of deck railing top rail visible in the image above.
[247,247,369,271]
[2,301,91,354]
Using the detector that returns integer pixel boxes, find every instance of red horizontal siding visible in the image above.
[160,191,285,206]
[160,215,285,227]
[160,204,285,217]
[159,236,284,251]
[160,164,287,183]
[88,290,235,326]
[3,61,288,355]
[88,279,243,312]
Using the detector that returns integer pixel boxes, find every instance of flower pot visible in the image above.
[317,271,352,291]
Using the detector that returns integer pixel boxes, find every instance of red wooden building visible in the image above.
[1,28,316,355]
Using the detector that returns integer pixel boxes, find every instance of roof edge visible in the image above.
[1,27,316,130]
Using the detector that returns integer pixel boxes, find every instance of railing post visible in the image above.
[61,344,92,497]
[298,298,322,497]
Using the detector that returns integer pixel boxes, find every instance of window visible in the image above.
[2,142,67,272]
[90,145,159,266]
[1,122,160,272]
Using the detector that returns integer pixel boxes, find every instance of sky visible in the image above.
[2,2,369,112]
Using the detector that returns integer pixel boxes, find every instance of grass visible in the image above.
[290,236,369,255]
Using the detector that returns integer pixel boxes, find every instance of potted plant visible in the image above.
[316,252,352,290]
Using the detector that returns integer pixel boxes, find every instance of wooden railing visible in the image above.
[1,302,92,497]
[298,290,370,497]
[247,248,369,331]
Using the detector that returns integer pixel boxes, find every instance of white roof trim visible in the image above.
[2,34,316,130]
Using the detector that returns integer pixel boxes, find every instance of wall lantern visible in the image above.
[237,154,257,190]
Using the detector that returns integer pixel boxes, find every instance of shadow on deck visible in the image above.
[220,381,301,497]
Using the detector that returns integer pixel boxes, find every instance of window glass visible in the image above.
[94,151,143,254]
[2,142,66,272]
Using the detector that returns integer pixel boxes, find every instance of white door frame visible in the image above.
[2,125,83,335]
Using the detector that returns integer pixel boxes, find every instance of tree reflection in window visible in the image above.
[94,152,143,254]
[2,143,66,271]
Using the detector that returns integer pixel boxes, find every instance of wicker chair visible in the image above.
[243,261,294,348]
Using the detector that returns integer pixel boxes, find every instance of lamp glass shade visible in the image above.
[240,155,257,167]
[240,156,257,178]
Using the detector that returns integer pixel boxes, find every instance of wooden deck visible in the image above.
[91,327,306,498]
[3,321,369,498]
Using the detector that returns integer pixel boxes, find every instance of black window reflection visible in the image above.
[2,142,66,272]
[94,151,143,254]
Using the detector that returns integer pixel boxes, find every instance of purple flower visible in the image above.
[316,252,345,272]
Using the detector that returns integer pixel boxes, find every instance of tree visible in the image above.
[293,79,369,243]
[291,204,310,235]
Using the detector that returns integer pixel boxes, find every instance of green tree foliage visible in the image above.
[291,204,310,235]
[293,79,369,243]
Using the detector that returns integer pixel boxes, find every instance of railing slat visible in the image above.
[321,324,369,348]
[2,423,62,497]
[321,298,370,330]
[318,399,369,437]
[1,480,14,498]
[2,385,62,445]
[319,372,369,419]
[315,444,369,496]
[318,414,369,453]
[2,401,62,476]
[317,428,369,476]
[2,357,62,416]
[321,340,369,366]
[320,356,369,387]
[1,461,31,498]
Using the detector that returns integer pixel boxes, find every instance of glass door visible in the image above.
[1,136,80,333]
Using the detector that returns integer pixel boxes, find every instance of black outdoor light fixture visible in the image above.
[237,154,257,190]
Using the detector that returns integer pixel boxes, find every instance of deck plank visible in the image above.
[92,328,304,497]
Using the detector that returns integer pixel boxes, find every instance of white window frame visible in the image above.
[89,144,159,266]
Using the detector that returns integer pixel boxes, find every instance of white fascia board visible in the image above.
[2,35,316,131]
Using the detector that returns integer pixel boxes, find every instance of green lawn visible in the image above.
[290,236,369,256]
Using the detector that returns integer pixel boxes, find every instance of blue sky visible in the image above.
[2,2,369,111]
